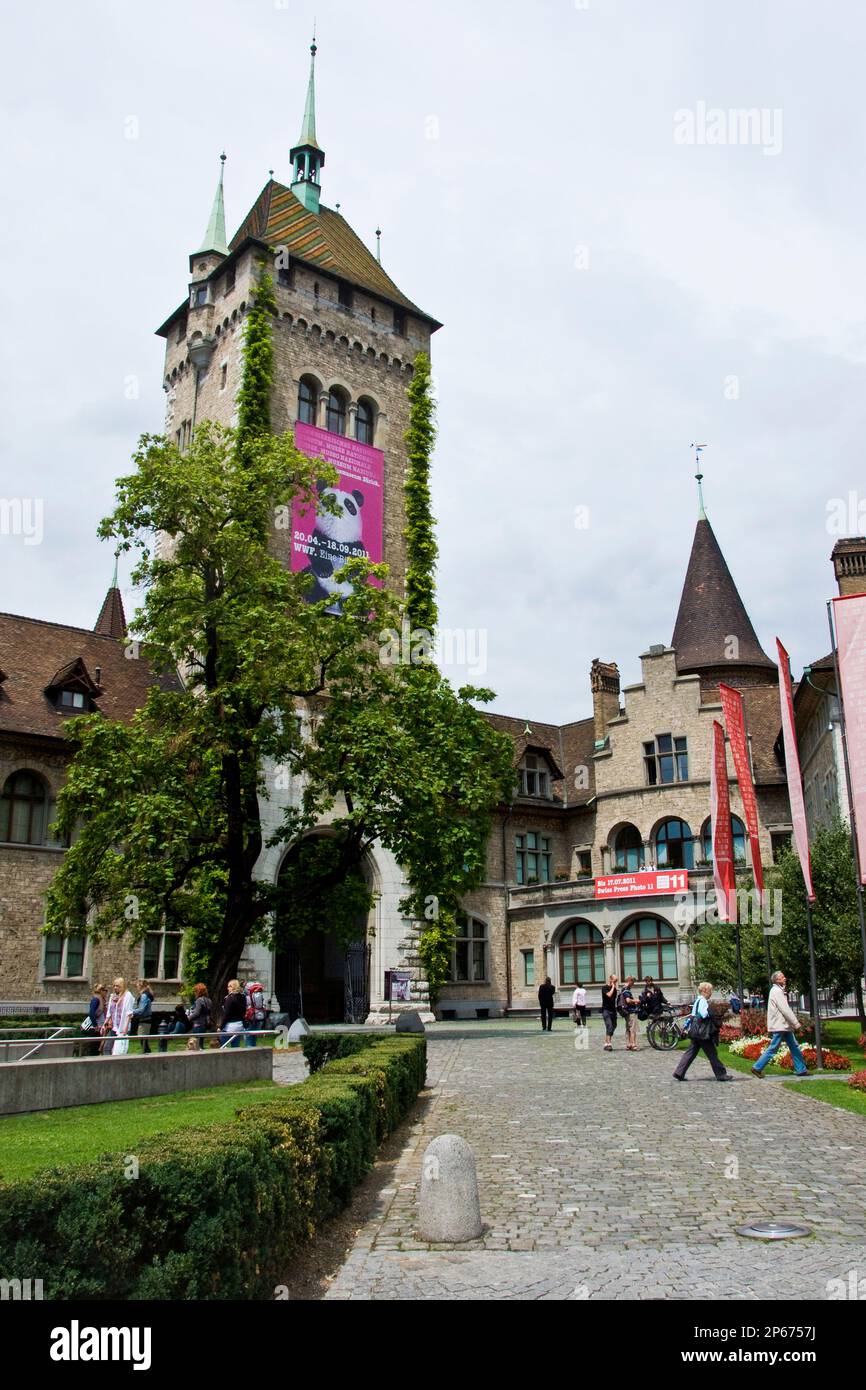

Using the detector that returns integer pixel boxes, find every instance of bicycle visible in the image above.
[646,1005,691,1051]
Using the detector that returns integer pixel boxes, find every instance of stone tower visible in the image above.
[155,35,441,598]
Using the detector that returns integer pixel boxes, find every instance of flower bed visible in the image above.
[779,1046,850,1072]
[847,1069,866,1092]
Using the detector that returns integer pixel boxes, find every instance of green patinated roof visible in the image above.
[293,42,322,153]
[229,179,439,323]
[196,155,228,257]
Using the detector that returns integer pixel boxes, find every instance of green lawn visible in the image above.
[782,1078,866,1118]
[0,1080,282,1182]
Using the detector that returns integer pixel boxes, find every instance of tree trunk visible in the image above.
[855,977,866,1031]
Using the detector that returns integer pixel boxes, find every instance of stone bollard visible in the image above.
[287,1017,310,1043]
[395,1009,425,1034]
[418,1134,483,1242]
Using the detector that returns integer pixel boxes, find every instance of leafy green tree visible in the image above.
[693,823,866,1026]
[45,421,391,1006]
[774,822,866,1027]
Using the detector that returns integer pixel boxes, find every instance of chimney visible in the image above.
[832,537,866,596]
[590,659,620,742]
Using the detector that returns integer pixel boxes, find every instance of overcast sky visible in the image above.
[2,0,863,724]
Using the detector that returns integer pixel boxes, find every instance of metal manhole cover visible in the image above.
[735,1221,811,1240]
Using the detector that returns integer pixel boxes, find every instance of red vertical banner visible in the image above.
[833,594,866,884]
[776,639,815,900]
[719,683,765,901]
[710,719,736,921]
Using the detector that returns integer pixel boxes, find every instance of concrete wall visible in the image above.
[0,1045,272,1115]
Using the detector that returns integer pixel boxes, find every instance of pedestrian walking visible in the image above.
[601,974,619,1051]
[618,976,640,1051]
[537,977,556,1031]
[186,983,212,1048]
[751,970,809,1078]
[220,979,247,1047]
[571,982,587,1028]
[103,977,135,1056]
[672,981,732,1082]
[130,979,154,1053]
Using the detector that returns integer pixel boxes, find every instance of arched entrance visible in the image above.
[273,838,374,1024]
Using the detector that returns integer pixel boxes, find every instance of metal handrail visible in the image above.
[0,1028,284,1063]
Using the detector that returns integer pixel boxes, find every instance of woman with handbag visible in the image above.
[672,981,732,1082]
[82,983,107,1057]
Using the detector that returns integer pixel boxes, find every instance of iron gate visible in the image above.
[344,941,371,1023]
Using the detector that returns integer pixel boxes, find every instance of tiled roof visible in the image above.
[94,586,127,640]
[229,180,439,323]
[740,684,786,784]
[0,612,179,745]
[483,712,597,809]
[672,517,774,674]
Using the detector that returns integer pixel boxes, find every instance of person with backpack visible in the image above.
[672,981,733,1082]
[618,976,640,1051]
[130,979,154,1053]
[243,980,266,1046]
[601,973,619,1051]
[186,983,212,1049]
[537,976,556,1031]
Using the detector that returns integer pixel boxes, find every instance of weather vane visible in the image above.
[690,443,708,515]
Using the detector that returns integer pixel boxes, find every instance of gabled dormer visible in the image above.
[516,746,563,800]
[45,657,102,714]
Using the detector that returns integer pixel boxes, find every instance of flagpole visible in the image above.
[805,895,824,1068]
[734,920,745,1011]
[827,601,866,992]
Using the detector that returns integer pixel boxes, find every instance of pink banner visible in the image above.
[776,639,815,900]
[595,869,689,899]
[710,719,737,921]
[290,421,384,614]
[833,595,866,884]
[719,683,765,901]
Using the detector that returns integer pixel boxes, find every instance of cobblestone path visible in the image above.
[325,1020,866,1300]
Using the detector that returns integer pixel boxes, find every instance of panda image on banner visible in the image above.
[300,480,367,615]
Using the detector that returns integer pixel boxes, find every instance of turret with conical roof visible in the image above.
[671,474,775,689]
[290,36,325,214]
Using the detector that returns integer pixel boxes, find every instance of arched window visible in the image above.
[356,398,374,446]
[613,824,644,872]
[655,818,695,870]
[559,922,605,985]
[326,388,347,436]
[297,376,318,426]
[0,770,48,845]
[701,815,747,864]
[620,918,678,981]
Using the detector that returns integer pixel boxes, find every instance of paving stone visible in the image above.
[324,1020,866,1299]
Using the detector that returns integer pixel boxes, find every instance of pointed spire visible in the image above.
[672,515,774,675]
[297,35,321,151]
[196,153,228,257]
[94,556,127,640]
[290,34,325,213]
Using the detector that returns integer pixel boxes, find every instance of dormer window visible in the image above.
[45,656,101,716]
[58,689,88,711]
[518,753,550,799]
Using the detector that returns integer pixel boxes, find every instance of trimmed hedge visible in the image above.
[0,1033,426,1300]
[301,1031,382,1074]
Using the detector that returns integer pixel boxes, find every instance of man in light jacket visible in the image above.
[751,970,809,1077]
